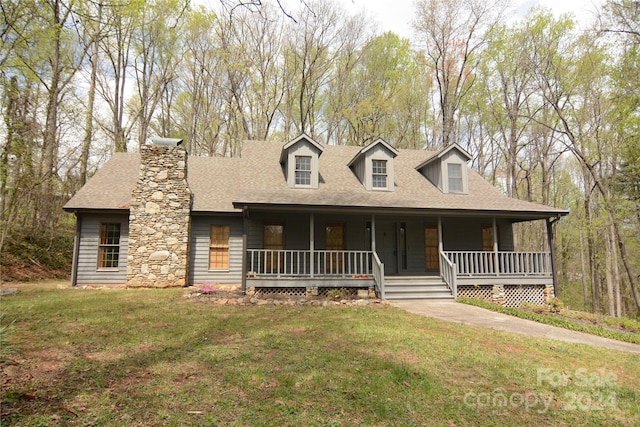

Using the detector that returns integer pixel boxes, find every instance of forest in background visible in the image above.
[1,0,639,317]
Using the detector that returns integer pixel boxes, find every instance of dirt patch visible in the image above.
[0,349,69,421]
[1,348,71,390]
[0,258,69,283]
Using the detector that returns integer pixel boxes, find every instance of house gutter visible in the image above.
[231,201,569,221]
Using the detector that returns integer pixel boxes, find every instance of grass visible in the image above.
[1,281,639,426]
[457,297,640,345]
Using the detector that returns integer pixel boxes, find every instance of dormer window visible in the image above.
[372,160,388,188]
[348,139,398,192]
[295,155,312,186]
[280,134,324,189]
[416,143,472,194]
[447,163,463,193]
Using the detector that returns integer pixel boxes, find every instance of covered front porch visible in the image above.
[239,208,560,302]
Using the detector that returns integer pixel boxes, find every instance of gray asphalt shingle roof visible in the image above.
[64,140,568,219]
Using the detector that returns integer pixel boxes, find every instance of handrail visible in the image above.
[246,249,373,277]
[372,251,385,299]
[443,251,552,276]
[439,251,457,298]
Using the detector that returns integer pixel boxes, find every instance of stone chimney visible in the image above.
[126,142,191,287]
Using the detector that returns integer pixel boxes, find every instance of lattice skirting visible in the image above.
[504,285,546,307]
[254,287,307,297]
[457,285,493,301]
[458,284,546,307]
[253,287,366,298]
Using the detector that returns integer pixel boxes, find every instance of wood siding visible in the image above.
[419,162,442,190]
[73,211,518,286]
[352,159,366,187]
[189,215,243,285]
[442,218,514,251]
[75,213,129,285]
[497,219,515,251]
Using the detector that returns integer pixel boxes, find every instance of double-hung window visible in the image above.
[295,155,312,186]
[98,223,121,269]
[372,159,387,189]
[209,225,230,269]
[447,163,463,193]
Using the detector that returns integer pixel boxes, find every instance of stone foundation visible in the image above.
[544,284,555,302]
[490,283,506,306]
[126,144,191,287]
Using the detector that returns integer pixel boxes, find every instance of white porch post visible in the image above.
[493,217,500,275]
[310,213,315,278]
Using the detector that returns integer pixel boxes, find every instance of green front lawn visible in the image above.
[1,281,639,426]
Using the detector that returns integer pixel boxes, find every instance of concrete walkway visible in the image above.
[391,300,640,354]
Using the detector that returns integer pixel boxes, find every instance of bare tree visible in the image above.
[413,0,506,147]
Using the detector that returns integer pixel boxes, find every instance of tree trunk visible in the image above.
[579,229,589,309]
[605,225,615,316]
[80,5,101,186]
[583,177,599,312]
[611,212,640,310]
[610,221,622,317]
[40,0,62,230]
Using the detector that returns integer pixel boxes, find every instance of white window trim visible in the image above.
[97,222,121,271]
[294,155,312,187]
[446,162,466,194]
[371,159,389,190]
[208,224,231,271]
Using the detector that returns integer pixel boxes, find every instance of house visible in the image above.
[63,134,568,306]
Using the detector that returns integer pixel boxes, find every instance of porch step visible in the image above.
[383,276,454,300]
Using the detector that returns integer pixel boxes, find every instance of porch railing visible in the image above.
[439,251,457,297]
[246,249,373,277]
[443,251,552,276]
[372,252,385,299]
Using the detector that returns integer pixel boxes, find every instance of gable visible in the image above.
[280,135,323,189]
[348,139,398,191]
[417,144,471,194]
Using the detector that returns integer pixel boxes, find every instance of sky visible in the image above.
[342,0,605,39]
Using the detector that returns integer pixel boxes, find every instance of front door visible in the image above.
[326,223,344,273]
[376,221,397,274]
[264,223,284,273]
[482,225,494,251]
[424,225,439,272]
